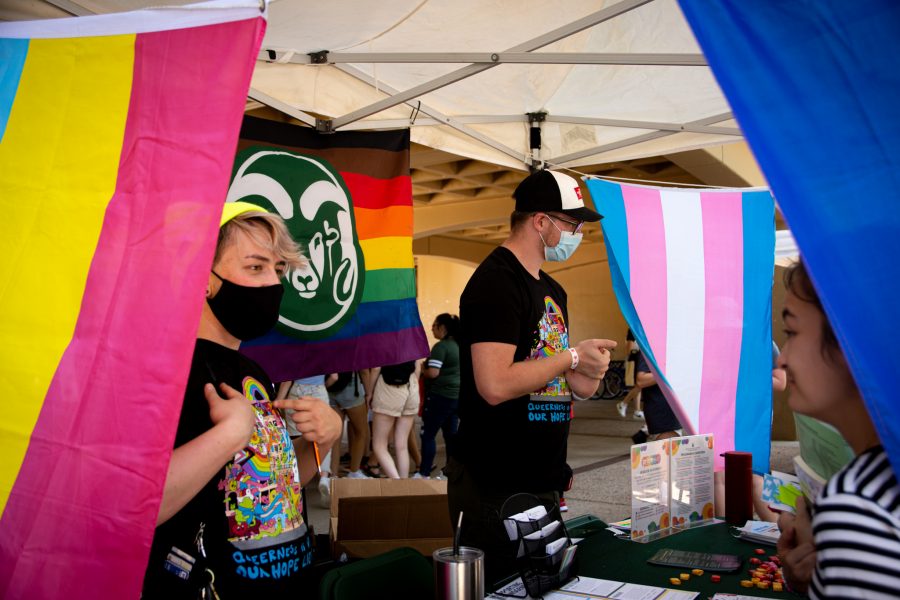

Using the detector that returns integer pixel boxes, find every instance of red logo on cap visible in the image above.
[574,187,582,200]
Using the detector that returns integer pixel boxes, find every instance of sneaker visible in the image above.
[411,472,427,480]
[631,429,649,444]
[345,470,370,479]
[616,401,628,418]
[317,475,331,508]
[559,498,569,513]
[633,410,645,420]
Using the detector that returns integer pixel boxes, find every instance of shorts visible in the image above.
[371,375,419,417]
[284,382,329,438]
[330,386,366,411]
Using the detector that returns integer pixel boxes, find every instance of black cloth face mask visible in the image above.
[207,270,284,341]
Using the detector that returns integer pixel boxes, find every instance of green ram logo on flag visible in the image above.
[226,148,366,339]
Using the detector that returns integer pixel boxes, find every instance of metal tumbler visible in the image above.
[433,546,484,600]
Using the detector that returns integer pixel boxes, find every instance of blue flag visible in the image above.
[678,0,900,473]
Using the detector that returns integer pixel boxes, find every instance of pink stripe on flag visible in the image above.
[699,192,744,470]
[0,21,264,600]
[623,186,668,371]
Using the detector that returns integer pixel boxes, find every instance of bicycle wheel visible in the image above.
[600,371,624,399]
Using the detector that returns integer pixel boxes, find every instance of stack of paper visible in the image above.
[737,520,780,546]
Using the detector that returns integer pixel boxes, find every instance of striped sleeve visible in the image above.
[809,448,900,600]
[427,340,446,370]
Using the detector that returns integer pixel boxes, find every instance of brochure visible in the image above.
[794,413,854,484]
[630,435,715,542]
[761,470,802,514]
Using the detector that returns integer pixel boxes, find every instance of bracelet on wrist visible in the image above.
[571,389,588,401]
[568,347,579,370]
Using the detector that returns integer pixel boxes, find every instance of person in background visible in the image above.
[326,371,371,480]
[277,373,337,508]
[414,313,461,479]
[143,202,341,599]
[617,328,644,419]
[448,169,615,586]
[367,360,420,479]
[634,350,682,440]
[776,261,900,598]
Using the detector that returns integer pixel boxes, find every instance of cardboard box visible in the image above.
[329,478,453,559]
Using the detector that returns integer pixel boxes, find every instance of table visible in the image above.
[562,520,802,599]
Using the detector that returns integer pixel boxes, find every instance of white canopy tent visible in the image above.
[4,0,743,172]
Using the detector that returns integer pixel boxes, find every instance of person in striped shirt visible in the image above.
[776,261,900,599]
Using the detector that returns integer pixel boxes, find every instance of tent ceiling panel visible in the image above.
[9,0,744,169]
[6,0,767,246]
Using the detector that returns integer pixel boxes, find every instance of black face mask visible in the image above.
[207,270,284,341]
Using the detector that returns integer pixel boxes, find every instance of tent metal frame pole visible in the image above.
[42,0,93,16]
[247,88,317,127]
[260,51,707,67]
[334,64,527,164]
[551,111,735,165]
[544,115,741,136]
[321,114,740,137]
[327,0,655,131]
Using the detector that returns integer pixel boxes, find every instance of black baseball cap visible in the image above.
[513,170,603,222]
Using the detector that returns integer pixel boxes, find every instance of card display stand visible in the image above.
[497,493,577,598]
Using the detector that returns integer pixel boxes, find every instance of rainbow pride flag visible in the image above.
[0,3,265,598]
[587,178,775,473]
[233,116,429,381]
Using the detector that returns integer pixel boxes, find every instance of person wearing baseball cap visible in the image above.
[143,202,341,598]
[446,169,616,586]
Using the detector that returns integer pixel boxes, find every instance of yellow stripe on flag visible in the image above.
[359,236,415,270]
[0,35,135,516]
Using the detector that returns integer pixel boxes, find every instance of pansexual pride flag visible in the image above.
[233,116,429,381]
[587,178,775,473]
[0,3,264,598]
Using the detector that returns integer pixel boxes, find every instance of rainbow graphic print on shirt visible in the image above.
[529,296,571,399]
[222,376,304,545]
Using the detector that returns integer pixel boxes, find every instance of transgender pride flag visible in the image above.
[0,3,264,598]
[586,178,775,473]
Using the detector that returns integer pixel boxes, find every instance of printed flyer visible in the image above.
[669,434,715,529]
[630,434,716,542]
[630,439,670,541]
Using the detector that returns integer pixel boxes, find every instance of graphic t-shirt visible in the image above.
[455,246,572,494]
[427,337,460,399]
[143,339,313,599]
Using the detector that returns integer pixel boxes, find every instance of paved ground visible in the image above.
[305,397,799,535]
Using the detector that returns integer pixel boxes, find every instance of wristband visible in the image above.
[568,347,579,370]
[571,389,589,401]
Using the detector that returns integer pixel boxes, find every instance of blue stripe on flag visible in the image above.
[0,39,28,142]
[243,297,423,347]
[589,179,631,287]
[734,190,775,474]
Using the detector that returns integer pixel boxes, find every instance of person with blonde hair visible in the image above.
[143,203,342,599]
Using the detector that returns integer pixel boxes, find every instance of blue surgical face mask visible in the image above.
[540,218,583,262]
